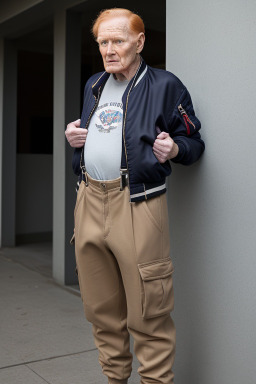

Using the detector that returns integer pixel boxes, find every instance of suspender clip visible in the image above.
[120,169,128,191]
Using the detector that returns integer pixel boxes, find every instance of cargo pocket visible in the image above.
[138,257,174,319]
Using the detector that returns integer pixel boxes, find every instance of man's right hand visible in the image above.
[65,119,88,148]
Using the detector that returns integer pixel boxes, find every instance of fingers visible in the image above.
[68,129,87,148]
[70,140,86,148]
[153,148,168,163]
[66,119,81,131]
[73,118,81,127]
[66,119,81,132]
[68,127,87,135]
[153,137,173,154]
[65,119,88,148]
[153,137,179,162]
[153,147,165,156]
[153,132,175,163]
[157,131,169,140]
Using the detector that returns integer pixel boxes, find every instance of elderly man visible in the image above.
[65,8,204,384]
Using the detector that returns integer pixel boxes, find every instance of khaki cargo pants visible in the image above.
[74,174,176,384]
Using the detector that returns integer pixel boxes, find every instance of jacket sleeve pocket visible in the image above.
[168,87,205,165]
[138,257,174,319]
[170,87,201,137]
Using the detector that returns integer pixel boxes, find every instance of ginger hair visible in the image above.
[92,8,145,39]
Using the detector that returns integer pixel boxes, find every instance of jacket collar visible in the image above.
[91,57,147,97]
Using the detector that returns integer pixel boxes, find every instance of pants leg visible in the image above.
[106,188,176,384]
[74,177,175,384]
[74,180,132,382]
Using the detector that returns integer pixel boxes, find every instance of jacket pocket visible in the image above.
[138,257,174,319]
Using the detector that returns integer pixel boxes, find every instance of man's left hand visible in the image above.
[153,131,179,163]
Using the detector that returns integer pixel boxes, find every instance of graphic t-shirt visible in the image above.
[84,74,129,180]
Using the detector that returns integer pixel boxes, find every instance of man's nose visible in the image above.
[106,42,114,54]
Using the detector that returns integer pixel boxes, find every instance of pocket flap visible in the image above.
[138,258,174,281]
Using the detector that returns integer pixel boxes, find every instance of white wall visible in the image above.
[16,154,53,235]
[166,1,256,383]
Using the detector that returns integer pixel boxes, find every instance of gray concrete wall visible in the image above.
[53,9,81,285]
[16,154,53,235]
[53,8,66,283]
[0,39,3,246]
[166,1,256,383]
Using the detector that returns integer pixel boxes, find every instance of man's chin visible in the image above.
[105,64,121,73]
[105,68,116,73]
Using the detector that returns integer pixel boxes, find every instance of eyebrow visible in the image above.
[97,36,126,42]
[98,35,125,40]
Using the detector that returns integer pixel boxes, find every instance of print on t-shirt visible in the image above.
[95,102,123,133]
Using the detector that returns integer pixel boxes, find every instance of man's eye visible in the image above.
[116,40,123,44]
[100,41,107,47]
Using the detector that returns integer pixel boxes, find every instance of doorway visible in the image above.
[14,24,54,275]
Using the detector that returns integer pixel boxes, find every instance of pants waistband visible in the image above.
[86,173,121,192]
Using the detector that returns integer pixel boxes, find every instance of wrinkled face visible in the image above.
[97,16,144,80]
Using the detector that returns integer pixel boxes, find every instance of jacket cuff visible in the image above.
[170,141,186,163]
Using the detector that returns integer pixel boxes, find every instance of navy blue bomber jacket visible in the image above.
[72,59,205,202]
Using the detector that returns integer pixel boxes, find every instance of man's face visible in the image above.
[97,16,144,80]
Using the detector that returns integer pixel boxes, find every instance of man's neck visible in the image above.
[114,56,141,81]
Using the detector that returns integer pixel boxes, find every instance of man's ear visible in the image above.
[136,32,145,53]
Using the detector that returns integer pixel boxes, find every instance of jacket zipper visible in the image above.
[122,89,132,190]
[122,62,143,193]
